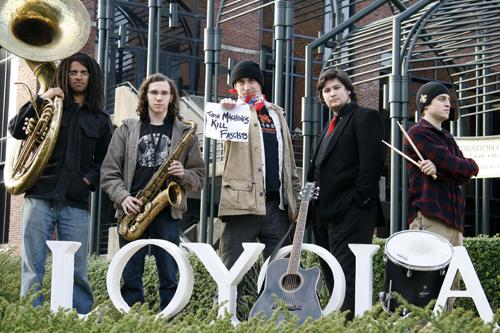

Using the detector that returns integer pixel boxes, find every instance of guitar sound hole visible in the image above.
[281,274,301,291]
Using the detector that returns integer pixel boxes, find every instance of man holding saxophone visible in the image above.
[8,52,112,314]
[100,73,204,310]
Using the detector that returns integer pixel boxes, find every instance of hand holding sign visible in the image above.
[205,102,250,142]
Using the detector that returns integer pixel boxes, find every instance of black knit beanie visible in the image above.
[416,82,450,113]
[230,60,264,87]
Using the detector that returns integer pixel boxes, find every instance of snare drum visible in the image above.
[380,230,453,313]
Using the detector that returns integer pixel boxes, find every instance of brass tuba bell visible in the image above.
[0,0,91,194]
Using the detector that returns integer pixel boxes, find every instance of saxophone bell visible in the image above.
[166,181,183,209]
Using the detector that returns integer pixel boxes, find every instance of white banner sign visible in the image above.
[205,102,250,142]
[456,135,500,179]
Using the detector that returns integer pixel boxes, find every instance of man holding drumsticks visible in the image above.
[404,81,479,311]
[404,81,478,246]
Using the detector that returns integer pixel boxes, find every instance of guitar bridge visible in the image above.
[272,303,302,311]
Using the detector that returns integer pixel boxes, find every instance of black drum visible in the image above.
[380,230,453,313]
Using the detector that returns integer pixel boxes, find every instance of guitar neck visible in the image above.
[287,200,309,275]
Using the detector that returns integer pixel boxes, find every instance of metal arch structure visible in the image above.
[302,0,408,186]
[2,0,496,249]
[98,0,203,97]
[304,0,500,237]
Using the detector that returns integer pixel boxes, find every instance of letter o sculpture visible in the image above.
[106,239,194,318]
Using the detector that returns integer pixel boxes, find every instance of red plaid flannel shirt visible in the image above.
[404,119,478,232]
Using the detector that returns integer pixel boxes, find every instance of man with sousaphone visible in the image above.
[100,73,205,311]
[8,52,112,314]
[1,0,112,315]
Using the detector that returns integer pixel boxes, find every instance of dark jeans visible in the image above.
[313,200,376,319]
[118,208,180,311]
[219,199,290,270]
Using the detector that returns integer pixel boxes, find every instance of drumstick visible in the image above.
[382,140,437,180]
[382,140,419,167]
[397,122,425,162]
[397,122,438,180]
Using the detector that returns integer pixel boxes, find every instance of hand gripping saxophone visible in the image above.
[117,120,197,241]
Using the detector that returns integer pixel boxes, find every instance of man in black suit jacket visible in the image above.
[308,68,384,319]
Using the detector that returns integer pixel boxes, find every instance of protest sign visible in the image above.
[205,102,250,142]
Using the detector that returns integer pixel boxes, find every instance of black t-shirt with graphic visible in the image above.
[130,117,174,195]
[258,107,280,194]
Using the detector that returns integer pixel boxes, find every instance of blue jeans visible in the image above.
[20,198,93,314]
[119,208,180,311]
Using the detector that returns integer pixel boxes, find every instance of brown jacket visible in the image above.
[218,101,300,219]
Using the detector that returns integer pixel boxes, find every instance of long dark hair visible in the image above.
[136,73,180,122]
[316,68,357,104]
[52,52,103,111]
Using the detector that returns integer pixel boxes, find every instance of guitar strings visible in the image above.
[282,199,307,311]
[279,186,313,313]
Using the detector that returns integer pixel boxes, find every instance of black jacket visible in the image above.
[308,102,384,223]
[8,96,112,210]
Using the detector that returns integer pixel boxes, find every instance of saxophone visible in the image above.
[118,120,197,241]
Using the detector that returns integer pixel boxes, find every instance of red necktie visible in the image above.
[326,116,338,136]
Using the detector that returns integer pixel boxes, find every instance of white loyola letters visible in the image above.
[182,242,264,325]
[106,239,194,319]
[46,240,494,323]
[349,244,380,317]
[434,246,494,323]
[46,241,81,313]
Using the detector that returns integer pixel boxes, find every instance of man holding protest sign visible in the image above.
[217,60,301,270]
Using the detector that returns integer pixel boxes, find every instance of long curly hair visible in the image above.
[53,52,103,111]
[136,73,180,122]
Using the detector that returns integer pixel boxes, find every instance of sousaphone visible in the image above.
[0,0,91,194]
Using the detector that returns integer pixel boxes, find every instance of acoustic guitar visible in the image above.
[249,182,321,324]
